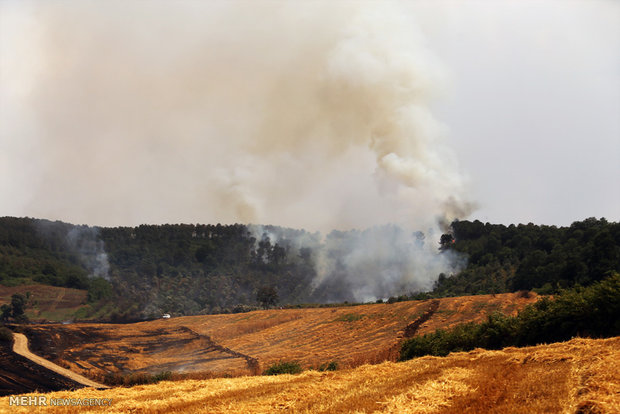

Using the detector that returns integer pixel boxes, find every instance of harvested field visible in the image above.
[145,292,538,369]
[20,325,251,382]
[17,292,538,382]
[1,336,617,413]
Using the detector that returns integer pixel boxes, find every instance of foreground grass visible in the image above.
[1,336,618,413]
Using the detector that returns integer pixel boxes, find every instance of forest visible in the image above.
[434,217,620,296]
[0,216,618,320]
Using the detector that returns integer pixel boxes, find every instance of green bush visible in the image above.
[318,361,338,372]
[263,361,303,376]
[103,371,172,386]
[0,326,14,343]
[334,313,364,322]
[401,273,620,361]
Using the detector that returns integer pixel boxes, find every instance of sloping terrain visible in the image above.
[1,336,617,413]
[18,292,537,381]
[147,292,538,369]
[11,333,108,389]
[0,340,83,397]
[0,285,88,322]
[20,325,251,382]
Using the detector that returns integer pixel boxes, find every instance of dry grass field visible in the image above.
[1,336,617,413]
[21,292,538,379]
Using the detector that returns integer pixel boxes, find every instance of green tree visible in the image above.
[0,304,11,322]
[10,294,26,318]
[257,286,279,309]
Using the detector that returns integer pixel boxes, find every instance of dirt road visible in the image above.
[12,333,109,389]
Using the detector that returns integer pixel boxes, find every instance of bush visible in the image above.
[334,313,364,322]
[318,361,338,372]
[263,361,303,376]
[103,371,172,386]
[400,273,620,361]
[0,326,14,343]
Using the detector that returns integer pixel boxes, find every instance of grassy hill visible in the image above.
[0,285,89,322]
[1,336,617,413]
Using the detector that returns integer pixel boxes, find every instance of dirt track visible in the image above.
[12,333,108,389]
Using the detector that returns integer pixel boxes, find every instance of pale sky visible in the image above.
[1,0,618,229]
[418,0,620,226]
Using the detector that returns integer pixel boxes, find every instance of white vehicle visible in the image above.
[162,313,171,319]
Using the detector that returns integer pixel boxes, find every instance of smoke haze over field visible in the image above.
[0,0,471,233]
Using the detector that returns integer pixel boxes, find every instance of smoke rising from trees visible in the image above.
[3,1,474,299]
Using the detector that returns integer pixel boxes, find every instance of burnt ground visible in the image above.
[17,324,251,381]
[0,339,84,396]
[19,325,113,366]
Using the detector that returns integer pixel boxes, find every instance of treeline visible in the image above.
[0,217,111,302]
[400,272,620,360]
[433,217,620,296]
[1,216,619,320]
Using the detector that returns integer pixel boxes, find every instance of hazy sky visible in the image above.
[1,0,618,229]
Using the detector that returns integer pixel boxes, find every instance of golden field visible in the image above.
[1,336,618,413]
[23,292,538,379]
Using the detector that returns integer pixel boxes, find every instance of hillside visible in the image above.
[17,292,537,382]
[435,217,620,296]
[1,336,617,413]
[1,216,618,321]
[0,285,88,322]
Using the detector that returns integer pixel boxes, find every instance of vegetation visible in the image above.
[334,313,364,322]
[434,217,620,296]
[1,216,618,320]
[263,361,303,376]
[0,293,29,324]
[317,361,338,371]
[256,286,279,309]
[0,326,13,343]
[102,371,172,387]
[401,273,620,360]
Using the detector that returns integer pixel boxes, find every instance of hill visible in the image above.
[1,216,618,321]
[17,292,537,382]
[435,217,620,296]
[1,336,617,413]
[0,285,88,322]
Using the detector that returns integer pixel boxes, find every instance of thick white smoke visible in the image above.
[248,224,464,302]
[4,0,472,231]
[4,1,473,297]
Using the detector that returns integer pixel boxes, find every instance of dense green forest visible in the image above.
[0,216,618,321]
[433,218,620,296]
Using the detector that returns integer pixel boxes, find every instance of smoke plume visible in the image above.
[66,226,110,281]
[34,220,110,280]
[4,0,472,230]
[248,224,464,302]
[4,1,473,297]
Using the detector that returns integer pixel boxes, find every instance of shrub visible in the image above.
[318,361,338,372]
[334,313,364,322]
[400,273,620,361]
[0,326,14,343]
[103,371,172,386]
[263,361,303,376]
